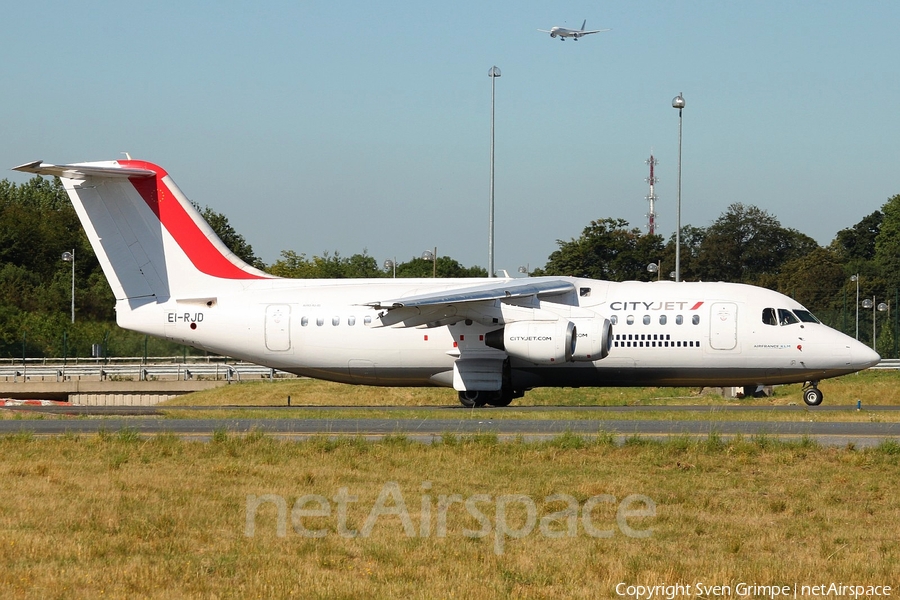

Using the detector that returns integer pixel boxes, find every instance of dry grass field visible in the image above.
[1,432,899,599]
[2,371,897,598]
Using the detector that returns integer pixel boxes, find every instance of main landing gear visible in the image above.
[802,381,823,406]
[458,389,524,408]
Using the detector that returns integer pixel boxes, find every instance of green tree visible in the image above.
[266,250,385,278]
[874,195,900,293]
[835,210,882,262]
[197,205,264,269]
[533,218,665,281]
[876,315,895,359]
[775,247,845,325]
[694,203,818,284]
[663,225,705,281]
[394,256,487,278]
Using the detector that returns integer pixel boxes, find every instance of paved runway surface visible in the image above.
[2,404,899,447]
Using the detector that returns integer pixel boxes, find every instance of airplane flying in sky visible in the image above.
[14,159,880,407]
[538,20,610,41]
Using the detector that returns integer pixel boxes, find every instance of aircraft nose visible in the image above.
[849,340,881,370]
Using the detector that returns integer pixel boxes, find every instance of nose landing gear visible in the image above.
[802,381,823,406]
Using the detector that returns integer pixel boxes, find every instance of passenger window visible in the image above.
[301,316,309,327]
[676,315,683,325]
[610,315,618,325]
[626,315,635,325]
[364,315,372,325]
[762,308,777,326]
[659,315,667,325]
[580,288,591,297]
[778,309,799,326]
[692,315,700,325]
[642,315,650,325]
[348,316,356,326]
[316,317,324,326]
[332,316,340,326]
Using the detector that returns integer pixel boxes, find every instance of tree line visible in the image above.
[1,174,897,358]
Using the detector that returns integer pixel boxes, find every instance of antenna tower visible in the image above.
[645,154,659,235]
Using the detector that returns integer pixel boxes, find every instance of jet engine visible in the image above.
[571,317,612,361]
[484,320,576,365]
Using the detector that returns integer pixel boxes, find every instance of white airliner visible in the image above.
[14,159,880,407]
[538,20,610,41]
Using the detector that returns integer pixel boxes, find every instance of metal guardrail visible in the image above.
[0,355,235,367]
[0,361,296,383]
[869,359,900,370]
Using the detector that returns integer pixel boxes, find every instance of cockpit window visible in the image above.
[762,308,777,326]
[794,309,820,324]
[778,308,799,326]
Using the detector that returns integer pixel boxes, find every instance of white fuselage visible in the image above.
[120,276,878,390]
[13,158,877,405]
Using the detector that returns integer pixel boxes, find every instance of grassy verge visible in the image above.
[159,406,900,423]
[1,433,898,599]
[160,369,898,408]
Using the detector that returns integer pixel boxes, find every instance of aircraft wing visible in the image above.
[365,278,575,328]
[579,29,610,35]
[537,29,553,32]
[367,278,573,310]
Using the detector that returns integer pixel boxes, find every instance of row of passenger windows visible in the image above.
[610,314,701,326]
[612,333,700,349]
[301,316,373,327]
[614,340,699,348]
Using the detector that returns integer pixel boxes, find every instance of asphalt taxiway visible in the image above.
[2,404,898,447]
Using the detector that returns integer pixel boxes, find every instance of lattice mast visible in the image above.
[645,154,659,235]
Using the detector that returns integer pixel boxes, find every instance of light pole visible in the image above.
[422,247,437,278]
[861,296,889,351]
[488,65,501,278]
[672,93,685,282]
[851,274,860,339]
[647,262,661,281]
[61,249,75,323]
[383,258,396,278]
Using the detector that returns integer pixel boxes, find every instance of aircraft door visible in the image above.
[709,302,738,351]
[265,304,291,352]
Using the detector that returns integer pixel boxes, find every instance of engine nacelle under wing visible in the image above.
[571,317,612,361]
[484,320,575,365]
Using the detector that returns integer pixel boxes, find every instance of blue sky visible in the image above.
[3,1,899,273]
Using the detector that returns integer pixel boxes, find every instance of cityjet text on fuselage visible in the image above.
[608,301,704,312]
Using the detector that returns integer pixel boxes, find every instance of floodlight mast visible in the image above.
[488,65,501,277]
[672,93,685,282]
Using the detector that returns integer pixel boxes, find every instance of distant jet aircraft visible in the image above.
[538,20,610,41]
[13,158,880,408]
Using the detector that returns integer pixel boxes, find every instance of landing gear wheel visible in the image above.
[802,383,823,406]
[458,391,487,408]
